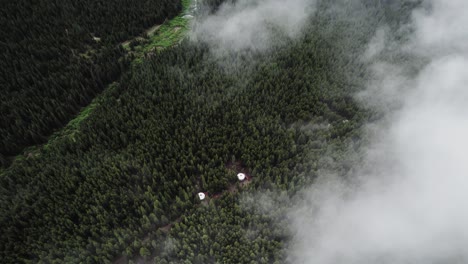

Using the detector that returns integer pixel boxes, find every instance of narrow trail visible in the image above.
[114,162,253,264]
[2,0,196,175]
[160,161,253,234]
[120,23,164,48]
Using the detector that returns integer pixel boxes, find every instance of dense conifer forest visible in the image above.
[0,0,420,263]
[0,0,181,160]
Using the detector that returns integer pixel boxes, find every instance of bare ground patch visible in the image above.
[146,24,162,36]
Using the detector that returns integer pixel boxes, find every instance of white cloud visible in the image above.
[288,1,468,263]
[191,0,316,53]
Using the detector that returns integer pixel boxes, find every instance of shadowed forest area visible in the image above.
[0,0,181,160]
[0,0,420,263]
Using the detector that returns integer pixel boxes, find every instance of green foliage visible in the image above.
[140,247,151,257]
[0,0,420,263]
[0,0,182,158]
[128,0,193,63]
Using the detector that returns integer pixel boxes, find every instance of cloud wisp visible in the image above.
[190,0,316,53]
[288,1,468,263]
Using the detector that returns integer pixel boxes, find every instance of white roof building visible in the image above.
[237,173,246,181]
[198,192,206,200]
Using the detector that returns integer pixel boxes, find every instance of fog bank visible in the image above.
[288,1,468,263]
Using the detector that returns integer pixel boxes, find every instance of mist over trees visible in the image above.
[0,0,422,263]
[289,0,468,263]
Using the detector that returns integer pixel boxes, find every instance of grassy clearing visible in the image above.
[5,82,119,166]
[143,16,189,51]
[39,0,193,146]
[45,82,119,147]
[130,0,192,60]
[2,0,193,172]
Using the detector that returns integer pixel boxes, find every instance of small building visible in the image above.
[237,173,246,181]
[198,192,206,200]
